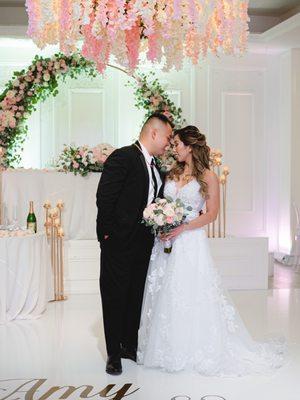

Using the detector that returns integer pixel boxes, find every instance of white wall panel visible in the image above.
[208,66,267,238]
[221,92,254,213]
[68,89,104,147]
[166,89,181,108]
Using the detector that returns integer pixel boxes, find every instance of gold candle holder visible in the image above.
[43,200,51,238]
[44,201,67,302]
[220,166,230,238]
[212,152,222,238]
[57,227,65,300]
[208,150,229,239]
[57,199,64,224]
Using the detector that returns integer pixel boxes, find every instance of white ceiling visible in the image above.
[249,0,300,8]
[249,0,300,16]
[0,1,24,5]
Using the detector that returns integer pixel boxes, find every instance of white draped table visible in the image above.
[1,169,100,240]
[0,232,52,324]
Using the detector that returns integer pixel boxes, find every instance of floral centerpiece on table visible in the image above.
[142,197,192,253]
[56,143,115,176]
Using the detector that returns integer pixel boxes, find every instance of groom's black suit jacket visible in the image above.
[96,141,165,247]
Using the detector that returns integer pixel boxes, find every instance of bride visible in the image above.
[137,125,286,376]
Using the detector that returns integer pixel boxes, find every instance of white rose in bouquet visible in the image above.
[154,214,165,227]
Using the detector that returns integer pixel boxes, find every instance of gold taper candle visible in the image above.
[223,182,226,238]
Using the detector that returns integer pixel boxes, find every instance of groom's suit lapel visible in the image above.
[132,141,149,209]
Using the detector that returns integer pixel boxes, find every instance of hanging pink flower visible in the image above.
[125,22,141,71]
[26,0,41,39]
[59,0,72,54]
[82,13,110,74]
[147,32,161,62]
[25,0,249,73]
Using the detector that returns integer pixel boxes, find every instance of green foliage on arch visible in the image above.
[0,52,184,168]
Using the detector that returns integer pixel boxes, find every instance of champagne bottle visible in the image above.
[27,201,37,233]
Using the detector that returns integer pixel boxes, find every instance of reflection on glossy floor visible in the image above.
[269,262,300,289]
[1,287,300,400]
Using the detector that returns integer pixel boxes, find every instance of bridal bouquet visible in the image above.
[56,143,115,177]
[142,197,192,253]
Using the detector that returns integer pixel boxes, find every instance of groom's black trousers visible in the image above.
[100,224,154,357]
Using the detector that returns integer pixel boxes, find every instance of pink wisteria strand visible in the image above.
[25,0,40,39]
[125,23,141,71]
[59,0,71,53]
[26,0,249,73]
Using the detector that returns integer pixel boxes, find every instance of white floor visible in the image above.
[1,289,300,400]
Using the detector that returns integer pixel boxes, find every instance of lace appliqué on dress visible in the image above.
[137,179,287,376]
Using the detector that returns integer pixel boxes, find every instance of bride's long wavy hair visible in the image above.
[168,125,210,197]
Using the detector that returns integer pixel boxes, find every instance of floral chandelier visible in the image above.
[25,0,249,73]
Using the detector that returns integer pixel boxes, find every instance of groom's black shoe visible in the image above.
[106,355,122,375]
[120,345,137,362]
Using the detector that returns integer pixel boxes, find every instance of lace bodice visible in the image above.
[164,179,205,221]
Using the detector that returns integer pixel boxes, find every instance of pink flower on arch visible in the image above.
[150,96,161,107]
[163,110,172,119]
[9,117,16,128]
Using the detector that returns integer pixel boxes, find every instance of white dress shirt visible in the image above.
[139,142,162,206]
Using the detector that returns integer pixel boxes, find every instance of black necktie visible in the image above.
[150,158,158,201]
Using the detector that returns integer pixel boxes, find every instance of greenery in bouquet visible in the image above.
[56,143,115,177]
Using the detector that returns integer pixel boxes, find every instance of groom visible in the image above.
[96,112,173,375]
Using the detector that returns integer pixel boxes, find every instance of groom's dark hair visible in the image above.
[142,112,174,130]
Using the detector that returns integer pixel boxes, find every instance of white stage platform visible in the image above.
[65,237,270,293]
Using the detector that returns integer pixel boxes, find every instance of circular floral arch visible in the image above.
[0,52,185,168]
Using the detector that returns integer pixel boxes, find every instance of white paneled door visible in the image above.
[209,67,266,238]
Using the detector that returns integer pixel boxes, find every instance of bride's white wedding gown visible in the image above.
[137,179,286,376]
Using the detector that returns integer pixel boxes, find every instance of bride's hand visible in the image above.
[163,224,186,241]
[159,232,168,242]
